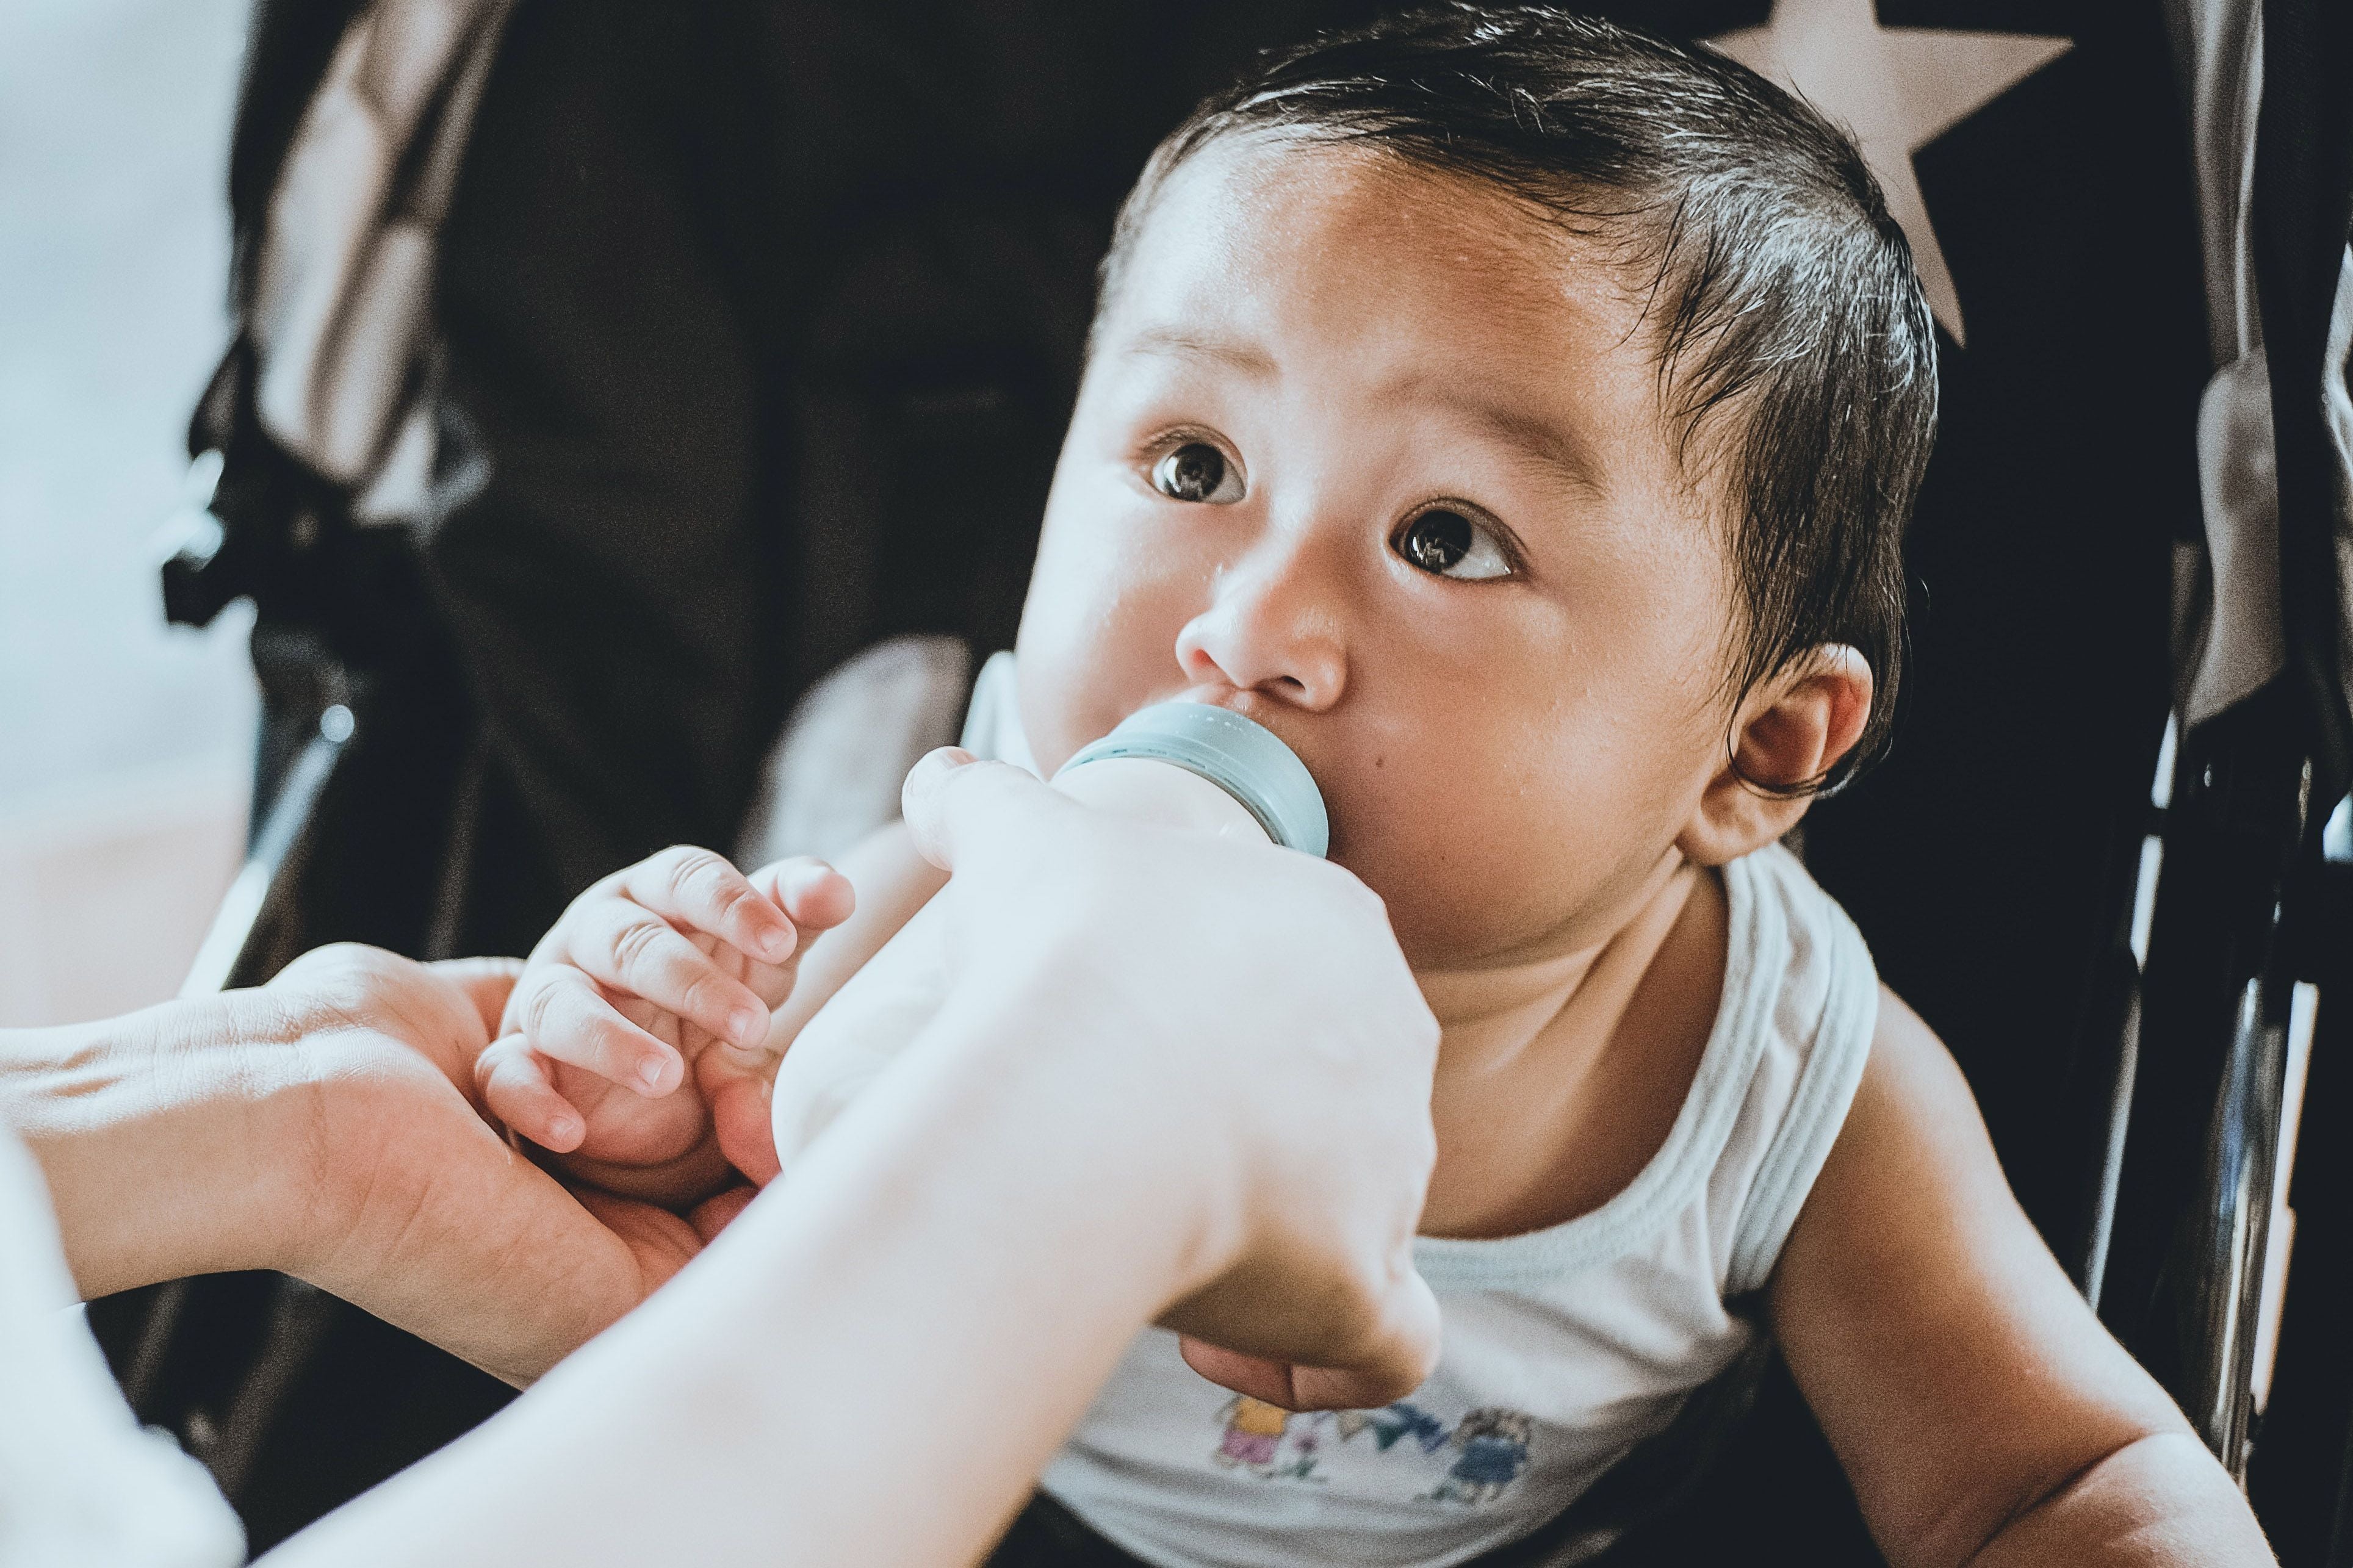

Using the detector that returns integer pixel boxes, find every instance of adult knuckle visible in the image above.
[306,940,375,971]
[1325,1264,1390,1348]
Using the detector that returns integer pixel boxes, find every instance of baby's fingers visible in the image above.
[475,1034,586,1153]
[733,857,857,1011]
[564,891,773,1053]
[618,846,799,966]
[511,964,688,1096]
[752,856,857,937]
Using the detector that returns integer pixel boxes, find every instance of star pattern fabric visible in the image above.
[1711,0,2069,345]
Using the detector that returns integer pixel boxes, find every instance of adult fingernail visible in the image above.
[640,1056,669,1090]
[548,1115,581,1147]
[757,926,793,962]
[730,1007,765,1046]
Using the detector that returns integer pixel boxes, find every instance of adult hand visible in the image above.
[4,944,726,1384]
[255,752,1444,1568]
[900,748,1443,1411]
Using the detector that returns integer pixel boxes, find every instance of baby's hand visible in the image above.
[478,846,856,1203]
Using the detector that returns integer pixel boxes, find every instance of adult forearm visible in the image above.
[265,996,1212,1568]
[0,991,308,1298]
[11,949,708,1388]
[1969,1433,2274,1568]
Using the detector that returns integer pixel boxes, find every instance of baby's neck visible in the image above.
[1413,852,1727,1240]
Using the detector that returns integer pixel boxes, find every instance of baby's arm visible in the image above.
[1768,989,2272,1567]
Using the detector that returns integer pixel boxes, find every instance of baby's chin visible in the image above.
[1341,833,1642,976]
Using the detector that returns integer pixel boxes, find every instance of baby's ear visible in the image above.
[1677,646,1872,867]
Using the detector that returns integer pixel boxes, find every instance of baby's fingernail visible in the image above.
[547,1115,581,1147]
[640,1056,669,1091]
[757,926,793,961]
[729,1007,765,1046]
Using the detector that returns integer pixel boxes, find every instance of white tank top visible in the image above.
[961,654,1879,1568]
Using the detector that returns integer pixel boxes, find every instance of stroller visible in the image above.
[105,0,2353,1559]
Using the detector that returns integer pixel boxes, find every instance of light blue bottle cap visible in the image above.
[1056,702,1330,858]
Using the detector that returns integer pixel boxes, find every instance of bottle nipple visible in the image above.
[1054,702,1329,858]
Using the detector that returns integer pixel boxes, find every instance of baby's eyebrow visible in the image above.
[1397,377,1603,497]
[1124,327,1278,376]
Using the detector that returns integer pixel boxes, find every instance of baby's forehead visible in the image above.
[1099,137,1726,498]
[1127,137,1601,306]
[1105,137,1682,400]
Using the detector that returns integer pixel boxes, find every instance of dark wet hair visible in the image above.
[1097,4,1936,793]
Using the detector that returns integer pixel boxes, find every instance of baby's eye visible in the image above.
[1151,442,1245,505]
[1394,508,1512,580]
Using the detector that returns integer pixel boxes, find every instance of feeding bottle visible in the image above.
[768,699,1329,1171]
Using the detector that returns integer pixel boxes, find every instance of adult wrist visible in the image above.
[902,980,1249,1311]
[1,987,320,1297]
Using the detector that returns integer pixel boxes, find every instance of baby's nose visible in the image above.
[1173,550,1348,713]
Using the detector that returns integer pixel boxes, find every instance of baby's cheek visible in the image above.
[1327,748,1641,965]
[1018,520,1214,753]
[1018,629,1180,769]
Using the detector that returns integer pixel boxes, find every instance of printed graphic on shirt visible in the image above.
[1212,1396,1299,1476]
[1427,1408,1535,1504]
[1207,1395,1535,1505]
[1336,1401,1449,1455]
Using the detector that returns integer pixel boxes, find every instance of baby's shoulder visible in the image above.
[1701,844,1883,1295]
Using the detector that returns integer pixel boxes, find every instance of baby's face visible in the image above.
[1016,138,1741,967]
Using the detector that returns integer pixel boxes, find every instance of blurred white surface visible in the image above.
[0,0,257,1023]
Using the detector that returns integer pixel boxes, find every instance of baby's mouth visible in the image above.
[1161,683,1339,843]
[1171,681,1290,739]
[1174,680,1249,713]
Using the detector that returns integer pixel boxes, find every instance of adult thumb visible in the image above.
[427,955,528,1038]
[900,747,1074,873]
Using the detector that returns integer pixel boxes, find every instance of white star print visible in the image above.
[1711,0,2070,345]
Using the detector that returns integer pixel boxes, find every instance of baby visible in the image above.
[479,10,2261,1567]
